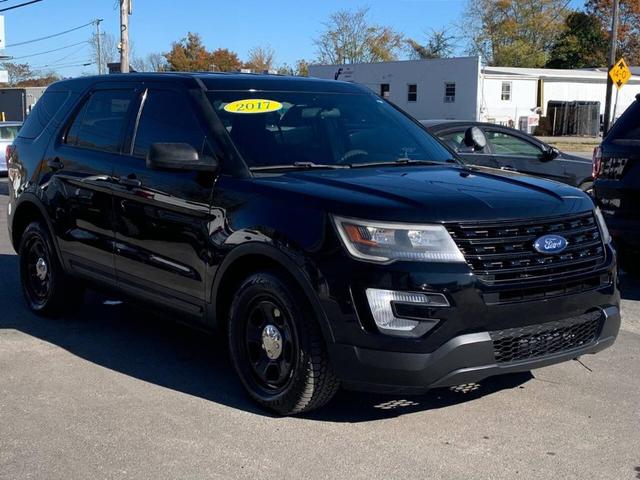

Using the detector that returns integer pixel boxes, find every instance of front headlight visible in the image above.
[594,207,612,244]
[332,215,465,264]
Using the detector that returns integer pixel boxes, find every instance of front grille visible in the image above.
[483,273,611,305]
[446,212,606,285]
[490,311,602,364]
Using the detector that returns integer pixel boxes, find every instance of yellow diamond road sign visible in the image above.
[609,58,632,90]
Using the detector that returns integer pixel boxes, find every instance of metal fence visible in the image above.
[547,101,600,137]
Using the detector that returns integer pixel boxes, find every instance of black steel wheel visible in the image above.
[243,297,297,393]
[19,221,84,315]
[228,271,339,415]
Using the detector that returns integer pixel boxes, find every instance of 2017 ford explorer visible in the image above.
[6,73,621,415]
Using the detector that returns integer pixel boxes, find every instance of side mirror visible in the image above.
[147,143,218,172]
[464,127,487,151]
[541,146,560,162]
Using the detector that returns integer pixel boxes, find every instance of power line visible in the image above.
[33,61,93,71]
[10,40,88,60]
[0,0,44,12]
[6,19,97,48]
[48,43,89,64]
[31,59,93,69]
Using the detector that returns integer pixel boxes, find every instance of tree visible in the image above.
[1,62,33,85]
[586,0,640,65]
[407,29,456,59]
[244,45,276,72]
[130,52,167,72]
[295,59,309,76]
[462,0,571,67]
[546,11,608,68]
[16,74,60,87]
[165,32,213,71]
[314,6,404,64]
[90,31,120,73]
[146,52,168,72]
[210,48,242,72]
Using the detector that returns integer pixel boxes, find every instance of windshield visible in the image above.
[207,91,454,169]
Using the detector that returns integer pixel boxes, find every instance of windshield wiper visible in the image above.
[251,162,350,172]
[349,158,460,168]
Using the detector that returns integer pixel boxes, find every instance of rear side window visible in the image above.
[611,101,640,143]
[18,90,68,139]
[0,125,19,140]
[65,90,135,154]
[133,89,208,158]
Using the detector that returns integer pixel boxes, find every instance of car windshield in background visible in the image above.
[0,125,20,141]
[207,91,455,169]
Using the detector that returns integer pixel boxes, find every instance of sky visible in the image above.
[1,0,585,78]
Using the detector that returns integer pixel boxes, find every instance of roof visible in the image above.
[483,65,640,82]
[482,66,611,80]
[48,72,370,94]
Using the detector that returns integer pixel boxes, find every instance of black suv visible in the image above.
[593,93,640,273]
[7,74,620,415]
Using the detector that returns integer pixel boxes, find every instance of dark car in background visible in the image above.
[6,73,620,415]
[593,93,640,274]
[422,120,594,192]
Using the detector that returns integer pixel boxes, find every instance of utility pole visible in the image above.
[602,0,620,135]
[95,18,103,75]
[119,0,131,73]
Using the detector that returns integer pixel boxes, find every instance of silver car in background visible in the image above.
[0,121,22,175]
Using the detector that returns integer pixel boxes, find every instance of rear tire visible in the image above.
[19,221,85,315]
[228,271,339,415]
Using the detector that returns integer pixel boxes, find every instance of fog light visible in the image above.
[365,288,449,337]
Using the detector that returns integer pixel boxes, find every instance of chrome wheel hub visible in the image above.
[35,257,48,281]
[261,324,283,360]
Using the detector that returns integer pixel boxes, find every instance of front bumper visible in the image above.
[328,305,620,394]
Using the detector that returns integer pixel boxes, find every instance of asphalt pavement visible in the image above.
[0,177,639,480]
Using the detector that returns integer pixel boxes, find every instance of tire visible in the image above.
[228,271,339,415]
[19,221,85,315]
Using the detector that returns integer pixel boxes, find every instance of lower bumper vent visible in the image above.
[490,311,602,364]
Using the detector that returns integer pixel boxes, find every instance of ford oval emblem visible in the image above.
[533,234,568,255]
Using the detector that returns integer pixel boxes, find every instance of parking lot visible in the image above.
[0,177,638,480]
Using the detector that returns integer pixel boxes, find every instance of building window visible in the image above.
[407,84,417,102]
[501,82,512,101]
[444,82,456,103]
[380,84,390,98]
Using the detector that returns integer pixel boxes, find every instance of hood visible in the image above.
[251,165,594,223]
[559,151,592,163]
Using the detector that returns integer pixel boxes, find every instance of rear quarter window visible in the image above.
[610,101,640,144]
[18,90,69,139]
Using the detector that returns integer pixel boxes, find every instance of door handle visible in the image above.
[117,175,142,188]
[47,158,64,171]
[500,165,516,171]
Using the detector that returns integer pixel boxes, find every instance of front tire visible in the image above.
[19,221,84,315]
[228,271,339,415]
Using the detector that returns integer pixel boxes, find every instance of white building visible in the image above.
[309,57,640,132]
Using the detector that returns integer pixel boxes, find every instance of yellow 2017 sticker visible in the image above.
[223,99,283,114]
